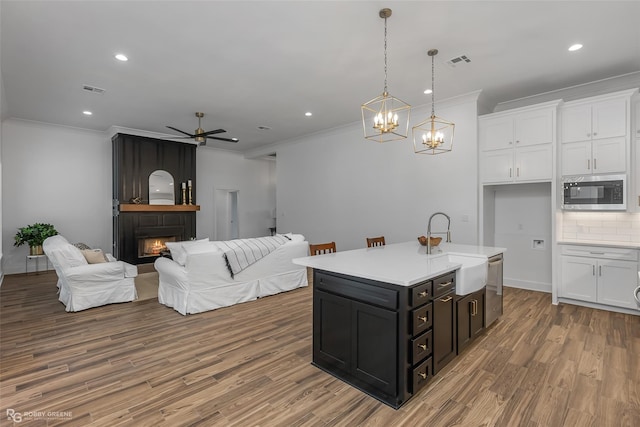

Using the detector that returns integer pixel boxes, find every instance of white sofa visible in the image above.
[43,235,138,312]
[154,234,309,315]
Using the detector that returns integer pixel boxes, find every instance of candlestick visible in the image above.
[181,187,187,205]
[188,183,193,205]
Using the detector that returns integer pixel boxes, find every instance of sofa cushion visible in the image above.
[81,248,109,264]
[166,238,209,266]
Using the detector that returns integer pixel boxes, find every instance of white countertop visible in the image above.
[557,240,640,250]
[293,241,505,287]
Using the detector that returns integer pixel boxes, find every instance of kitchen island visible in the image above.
[293,241,504,409]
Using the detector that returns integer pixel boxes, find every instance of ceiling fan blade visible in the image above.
[206,135,239,143]
[198,129,226,137]
[166,126,194,137]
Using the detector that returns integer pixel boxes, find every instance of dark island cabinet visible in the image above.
[432,274,457,374]
[313,269,457,409]
[456,289,486,354]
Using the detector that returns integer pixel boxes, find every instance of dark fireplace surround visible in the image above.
[112,133,198,265]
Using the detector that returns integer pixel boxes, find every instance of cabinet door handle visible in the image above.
[587,133,591,137]
[418,316,428,322]
[439,295,453,303]
[593,132,597,136]
[418,372,427,380]
[470,300,477,316]
[515,140,520,144]
[589,251,605,255]
[509,167,512,177]
[587,159,590,170]
[638,195,640,206]
[592,265,596,276]
[419,291,428,297]
[593,158,597,169]
[438,281,453,288]
[418,344,427,350]
[599,265,602,276]
[516,167,520,177]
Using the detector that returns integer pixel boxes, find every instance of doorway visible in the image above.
[214,189,239,241]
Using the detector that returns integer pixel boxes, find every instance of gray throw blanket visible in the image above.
[219,234,291,278]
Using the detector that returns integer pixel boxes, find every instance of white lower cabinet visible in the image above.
[560,245,639,311]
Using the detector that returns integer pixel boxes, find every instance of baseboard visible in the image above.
[504,279,551,293]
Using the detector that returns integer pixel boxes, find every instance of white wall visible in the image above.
[0,63,5,281]
[275,93,480,251]
[196,148,275,240]
[2,119,111,274]
[492,183,553,292]
[1,120,276,274]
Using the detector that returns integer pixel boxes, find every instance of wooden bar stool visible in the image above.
[309,242,337,255]
[366,236,385,247]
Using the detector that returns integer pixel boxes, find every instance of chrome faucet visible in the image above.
[427,212,451,254]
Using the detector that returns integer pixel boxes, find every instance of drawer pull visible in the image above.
[418,372,427,380]
[439,295,453,303]
[418,344,427,350]
[419,291,428,297]
[438,281,453,288]
[418,316,428,322]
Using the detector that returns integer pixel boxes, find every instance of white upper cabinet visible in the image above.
[479,101,559,184]
[561,137,627,175]
[561,97,627,143]
[560,89,637,177]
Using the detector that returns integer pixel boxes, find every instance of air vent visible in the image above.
[82,84,106,94]
[446,55,471,68]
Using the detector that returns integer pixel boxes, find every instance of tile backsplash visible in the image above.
[562,212,640,243]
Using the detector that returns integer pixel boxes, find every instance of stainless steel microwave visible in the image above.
[562,174,626,211]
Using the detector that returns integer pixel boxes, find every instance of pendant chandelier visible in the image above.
[361,8,411,143]
[412,49,455,155]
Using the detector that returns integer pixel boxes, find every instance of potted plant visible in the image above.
[14,223,59,255]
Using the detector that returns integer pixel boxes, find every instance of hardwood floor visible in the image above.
[1,271,639,426]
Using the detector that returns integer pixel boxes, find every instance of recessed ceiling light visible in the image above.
[115,53,128,61]
[423,89,433,95]
[568,43,583,52]
[83,111,92,116]
[305,112,312,117]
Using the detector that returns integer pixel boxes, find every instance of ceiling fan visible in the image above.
[166,112,238,145]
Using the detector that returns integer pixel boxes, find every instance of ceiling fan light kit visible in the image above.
[361,8,411,143]
[166,112,238,145]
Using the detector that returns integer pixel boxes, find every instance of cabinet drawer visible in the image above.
[315,271,398,310]
[410,330,432,364]
[411,356,433,394]
[560,244,639,261]
[410,281,433,308]
[411,303,433,335]
[433,273,456,297]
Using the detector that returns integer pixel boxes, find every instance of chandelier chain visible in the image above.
[383,15,388,93]
[431,53,435,117]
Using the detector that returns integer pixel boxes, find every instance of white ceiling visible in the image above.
[2,1,639,153]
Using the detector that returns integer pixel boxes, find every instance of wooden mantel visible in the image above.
[119,204,200,212]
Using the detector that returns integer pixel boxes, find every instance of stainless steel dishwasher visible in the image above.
[486,254,503,327]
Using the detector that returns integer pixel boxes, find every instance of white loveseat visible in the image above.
[43,235,138,312]
[154,234,309,315]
